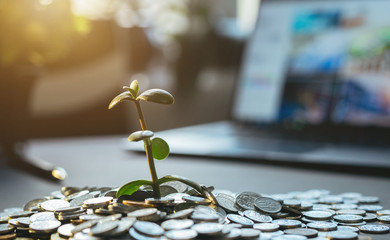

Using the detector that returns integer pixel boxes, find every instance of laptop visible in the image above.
[126,0,390,175]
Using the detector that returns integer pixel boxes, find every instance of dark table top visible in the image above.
[1,135,389,239]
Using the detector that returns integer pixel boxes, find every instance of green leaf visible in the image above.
[151,138,169,160]
[137,89,175,104]
[128,130,154,142]
[116,179,153,198]
[108,92,134,109]
[123,86,137,99]
[130,80,139,96]
[156,175,203,194]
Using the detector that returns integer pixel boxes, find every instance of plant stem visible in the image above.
[144,139,160,198]
[135,101,147,130]
[136,101,160,198]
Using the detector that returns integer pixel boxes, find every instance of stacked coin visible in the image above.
[0,185,390,239]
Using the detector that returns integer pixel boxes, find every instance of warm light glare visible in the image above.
[39,0,54,6]
[71,0,119,20]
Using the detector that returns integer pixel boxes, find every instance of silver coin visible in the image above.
[284,199,302,209]
[243,210,272,223]
[336,209,365,216]
[190,212,219,222]
[70,193,96,207]
[145,197,174,204]
[79,214,103,221]
[318,196,343,205]
[240,228,260,238]
[164,193,189,203]
[71,232,103,240]
[325,231,358,240]
[164,229,197,240]
[216,194,238,213]
[253,223,280,232]
[359,224,390,234]
[159,185,178,197]
[105,216,136,237]
[182,196,211,205]
[377,209,390,216]
[41,200,71,212]
[89,221,118,236]
[30,212,56,222]
[357,205,383,213]
[272,219,302,229]
[129,227,162,240]
[133,221,164,237]
[331,204,358,210]
[57,223,75,238]
[235,192,261,210]
[65,190,90,201]
[23,198,48,211]
[333,214,363,223]
[161,181,188,193]
[226,214,254,227]
[377,215,390,224]
[307,221,337,231]
[83,197,113,209]
[71,219,100,235]
[128,208,158,218]
[191,223,223,235]
[337,226,359,233]
[303,211,333,220]
[30,220,61,233]
[224,228,241,239]
[161,219,194,231]
[273,235,308,240]
[4,208,23,214]
[284,228,318,238]
[357,196,379,204]
[254,197,282,214]
[363,213,377,222]
[8,211,34,219]
[337,221,366,227]
[0,223,15,235]
[166,209,194,219]
[55,206,82,213]
[15,217,30,227]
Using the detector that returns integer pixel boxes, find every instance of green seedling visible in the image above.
[109,80,206,200]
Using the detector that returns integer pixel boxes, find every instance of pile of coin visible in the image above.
[0,182,390,240]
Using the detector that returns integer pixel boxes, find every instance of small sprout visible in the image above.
[137,89,175,104]
[109,81,205,199]
[128,130,154,142]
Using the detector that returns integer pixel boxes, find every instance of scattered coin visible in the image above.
[191,223,223,235]
[235,192,261,210]
[284,228,318,238]
[57,223,75,238]
[377,209,390,216]
[133,221,164,237]
[240,228,260,238]
[333,214,364,223]
[226,214,254,227]
[303,210,333,220]
[377,215,390,224]
[243,210,272,223]
[254,197,282,214]
[253,223,280,232]
[359,224,390,234]
[89,221,118,236]
[216,194,239,213]
[337,225,359,233]
[40,200,71,212]
[182,196,211,205]
[272,219,302,229]
[325,231,358,240]
[161,219,194,230]
[29,220,61,233]
[164,229,198,240]
[306,221,337,231]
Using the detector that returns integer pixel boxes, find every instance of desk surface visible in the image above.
[1,135,390,239]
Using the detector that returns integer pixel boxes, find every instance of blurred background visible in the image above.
[0,0,260,144]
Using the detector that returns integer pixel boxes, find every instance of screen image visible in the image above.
[234,0,390,127]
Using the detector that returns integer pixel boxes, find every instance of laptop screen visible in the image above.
[233,0,390,128]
